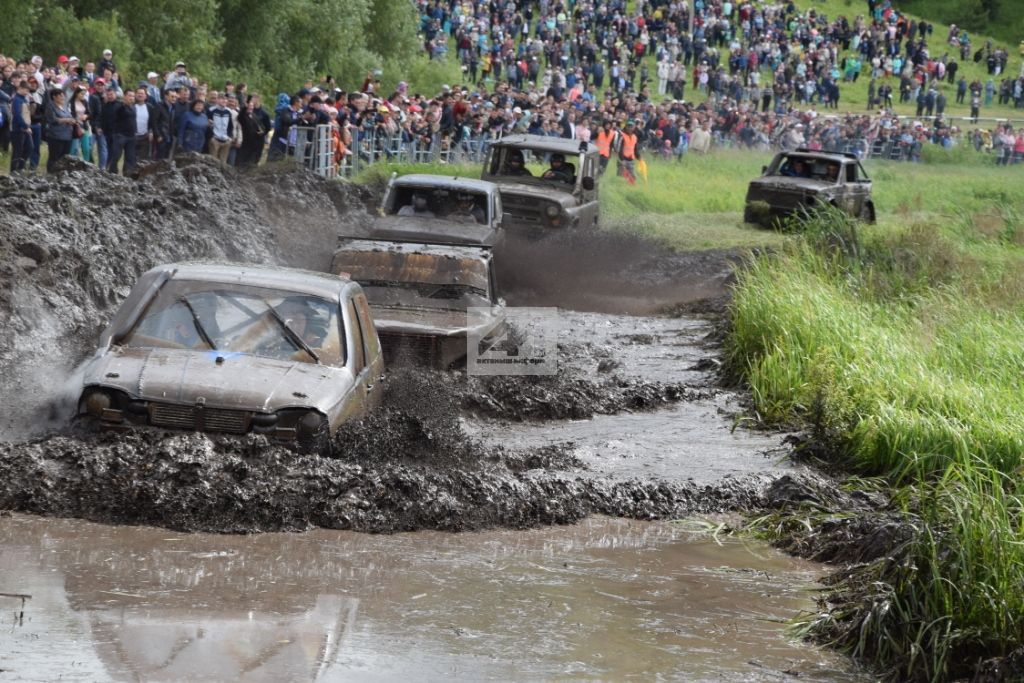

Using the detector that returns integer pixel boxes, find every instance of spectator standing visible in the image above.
[69,86,92,162]
[225,94,244,165]
[26,76,44,171]
[145,72,162,104]
[165,61,193,92]
[98,50,116,79]
[206,93,234,163]
[108,90,138,174]
[99,87,119,169]
[44,89,76,172]
[134,87,156,161]
[237,94,270,168]
[9,80,33,173]
[268,95,300,161]
[177,99,210,154]
[152,89,176,159]
[87,79,105,163]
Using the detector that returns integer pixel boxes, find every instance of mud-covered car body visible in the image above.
[331,238,505,368]
[368,174,503,247]
[482,134,601,236]
[744,149,875,225]
[77,263,385,449]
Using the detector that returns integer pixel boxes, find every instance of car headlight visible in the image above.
[545,204,560,218]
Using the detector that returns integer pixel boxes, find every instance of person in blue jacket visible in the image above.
[177,99,210,154]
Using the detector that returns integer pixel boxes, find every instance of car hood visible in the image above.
[82,346,352,413]
[366,216,498,247]
[371,306,505,338]
[748,176,834,192]
[495,182,576,206]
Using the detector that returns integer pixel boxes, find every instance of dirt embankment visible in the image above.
[0,157,791,534]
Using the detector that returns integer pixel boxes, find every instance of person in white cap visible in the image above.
[99,49,116,78]
[145,72,161,104]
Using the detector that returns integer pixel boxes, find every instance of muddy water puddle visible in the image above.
[469,312,798,484]
[0,514,864,682]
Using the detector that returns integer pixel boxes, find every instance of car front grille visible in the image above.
[379,333,438,367]
[501,195,545,224]
[149,403,250,434]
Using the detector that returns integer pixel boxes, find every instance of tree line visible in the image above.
[0,0,423,95]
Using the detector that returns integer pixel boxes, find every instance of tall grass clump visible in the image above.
[727,205,1024,679]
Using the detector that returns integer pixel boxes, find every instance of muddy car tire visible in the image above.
[858,202,876,224]
[296,412,330,455]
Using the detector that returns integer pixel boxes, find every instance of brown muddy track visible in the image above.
[0,156,820,534]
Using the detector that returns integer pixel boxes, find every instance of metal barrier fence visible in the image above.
[288,125,1015,178]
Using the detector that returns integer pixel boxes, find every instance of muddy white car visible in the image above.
[77,263,385,451]
[482,134,601,236]
[368,174,503,247]
[331,238,505,368]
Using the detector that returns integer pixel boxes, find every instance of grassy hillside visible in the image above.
[901,0,1024,47]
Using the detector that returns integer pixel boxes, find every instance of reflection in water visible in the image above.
[0,515,864,682]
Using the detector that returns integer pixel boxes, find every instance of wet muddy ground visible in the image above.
[0,161,866,679]
[0,513,867,682]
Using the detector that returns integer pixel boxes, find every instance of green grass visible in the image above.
[725,196,1024,678]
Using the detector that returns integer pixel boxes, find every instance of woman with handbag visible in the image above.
[69,86,92,163]
[44,88,77,172]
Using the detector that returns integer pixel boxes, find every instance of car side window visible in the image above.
[347,298,365,372]
[354,295,381,365]
[846,164,857,183]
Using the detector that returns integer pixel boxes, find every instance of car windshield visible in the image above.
[386,186,489,225]
[772,155,842,182]
[487,147,579,186]
[334,250,490,312]
[120,280,345,367]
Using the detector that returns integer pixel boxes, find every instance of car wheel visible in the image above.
[743,205,755,224]
[296,412,330,455]
[858,202,876,224]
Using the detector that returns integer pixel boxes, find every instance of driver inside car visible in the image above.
[541,153,574,183]
[397,193,436,217]
[447,192,486,224]
[503,149,533,176]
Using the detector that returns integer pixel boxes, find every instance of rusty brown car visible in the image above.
[744,149,876,225]
[331,238,505,368]
[77,263,385,452]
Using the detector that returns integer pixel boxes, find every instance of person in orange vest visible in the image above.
[595,119,617,174]
[617,120,641,184]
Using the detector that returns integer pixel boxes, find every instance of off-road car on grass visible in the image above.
[482,134,601,237]
[77,263,385,452]
[368,174,503,247]
[331,238,505,368]
[744,149,875,226]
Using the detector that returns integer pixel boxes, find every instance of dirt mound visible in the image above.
[0,156,371,440]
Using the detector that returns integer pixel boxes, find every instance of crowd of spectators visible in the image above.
[2,0,1024,176]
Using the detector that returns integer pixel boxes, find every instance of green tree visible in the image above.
[0,0,39,58]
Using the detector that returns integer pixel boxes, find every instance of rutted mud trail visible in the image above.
[0,159,821,534]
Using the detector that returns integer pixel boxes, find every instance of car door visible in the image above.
[578,155,600,227]
[336,296,368,422]
[353,294,385,410]
[836,163,856,214]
